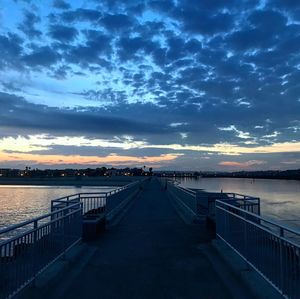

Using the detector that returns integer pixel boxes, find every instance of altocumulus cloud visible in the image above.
[0,0,299,170]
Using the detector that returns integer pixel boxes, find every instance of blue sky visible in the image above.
[0,0,300,170]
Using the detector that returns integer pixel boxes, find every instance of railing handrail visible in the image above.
[0,203,82,247]
[216,203,300,249]
[0,179,145,299]
[216,199,300,237]
[52,194,81,201]
[176,186,196,196]
[51,181,140,204]
[167,180,196,196]
[0,179,144,238]
[223,201,259,207]
[166,181,259,201]
[0,202,81,236]
[224,192,260,200]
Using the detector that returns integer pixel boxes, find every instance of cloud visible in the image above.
[248,9,287,31]
[22,46,60,67]
[148,0,174,12]
[281,159,300,165]
[18,10,42,38]
[0,152,182,167]
[0,134,148,152]
[65,30,111,65]
[0,1,300,169]
[219,160,266,167]
[60,8,102,22]
[0,33,23,69]
[0,92,173,136]
[49,24,78,42]
[117,36,158,61]
[175,7,233,35]
[227,28,276,51]
[53,0,71,10]
[142,141,300,155]
[100,14,133,31]
[218,125,252,139]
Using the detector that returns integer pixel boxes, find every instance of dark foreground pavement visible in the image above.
[47,179,233,299]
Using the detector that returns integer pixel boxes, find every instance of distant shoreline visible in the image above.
[160,175,300,181]
[200,176,300,181]
[0,176,142,187]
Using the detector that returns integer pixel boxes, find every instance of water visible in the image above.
[179,177,300,230]
[0,185,116,229]
[1,179,300,231]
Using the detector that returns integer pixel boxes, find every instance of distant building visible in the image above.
[0,168,21,177]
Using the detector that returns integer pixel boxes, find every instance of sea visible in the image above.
[0,185,116,229]
[0,178,299,230]
[179,177,300,230]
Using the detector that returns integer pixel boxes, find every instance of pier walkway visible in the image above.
[37,179,245,299]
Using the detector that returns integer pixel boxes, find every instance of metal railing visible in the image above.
[163,179,260,219]
[0,202,82,299]
[165,180,197,214]
[105,181,141,215]
[206,193,260,218]
[0,179,145,299]
[216,200,300,299]
[51,193,105,215]
[50,180,142,215]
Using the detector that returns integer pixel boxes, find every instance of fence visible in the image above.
[51,193,105,215]
[105,181,142,217]
[216,200,300,299]
[204,192,260,218]
[0,202,82,299]
[0,179,145,299]
[166,180,197,214]
[163,179,260,219]
[51,180,142,215]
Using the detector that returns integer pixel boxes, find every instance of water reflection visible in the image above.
[179,177,300,230]
[0,185,116,229]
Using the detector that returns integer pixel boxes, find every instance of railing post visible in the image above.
[62,207,67,260]
[224,203,228,239]
[279,227,284,294]
[32,220,38,287]
[244,211,250,270]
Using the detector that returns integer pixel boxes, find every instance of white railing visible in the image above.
[50,180,143,215]
[163,179,260,218]
[165,179,197,214]
[216,200,300,299]
[0,202,82,299]
[205,193,260,218]
[105,181,142,216]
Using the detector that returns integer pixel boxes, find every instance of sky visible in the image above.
[0,0,300,171]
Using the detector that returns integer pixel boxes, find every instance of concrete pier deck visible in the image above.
[41,179,246,299]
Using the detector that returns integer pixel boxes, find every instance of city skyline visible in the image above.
[0,0,300,171]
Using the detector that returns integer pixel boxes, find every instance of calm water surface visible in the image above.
[1,179,300,231]
[179,177,300,230]
[0,185,116,229]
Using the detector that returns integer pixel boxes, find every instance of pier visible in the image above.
[0,178,299,299]
[42,178,232,299]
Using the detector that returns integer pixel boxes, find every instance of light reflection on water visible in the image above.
[0,185,116,229]
[178,177,300,230]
